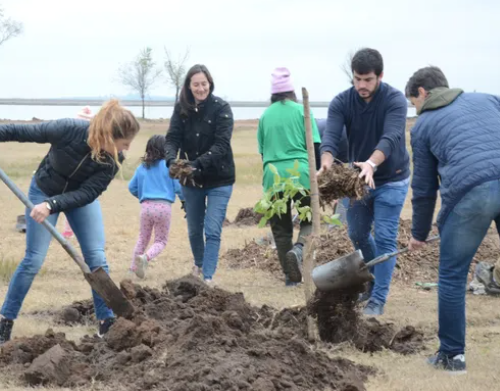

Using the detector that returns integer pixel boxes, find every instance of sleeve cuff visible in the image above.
[375,140,392,159]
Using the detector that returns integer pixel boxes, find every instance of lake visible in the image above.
[0,105,418,121]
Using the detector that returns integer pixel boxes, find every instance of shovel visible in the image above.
[0,167,135,318]
[312,235,440,292]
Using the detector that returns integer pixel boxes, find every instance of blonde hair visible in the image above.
[87,99,140,167]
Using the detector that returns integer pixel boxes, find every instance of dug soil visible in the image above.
[1,277,380,391]
[317,165,368,206]
[223,218,500,284]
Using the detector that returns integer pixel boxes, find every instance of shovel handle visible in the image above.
[361,235,440,270]
[0,168,91,274]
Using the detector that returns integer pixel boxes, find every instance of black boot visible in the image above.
[285,244,304,283]
[0,317,14,345]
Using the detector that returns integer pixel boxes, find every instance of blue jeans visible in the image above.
[438,179,500,355]
[1,178,114,320]
[343,178,409,305]
[182,185,232,280]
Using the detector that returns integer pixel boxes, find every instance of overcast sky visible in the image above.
[0,0,499,101]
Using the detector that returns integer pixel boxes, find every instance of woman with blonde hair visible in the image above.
[0,100,140,343]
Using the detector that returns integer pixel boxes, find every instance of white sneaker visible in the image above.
[134,254,148,279]
[204,278,215,287]
[192,266,202,278]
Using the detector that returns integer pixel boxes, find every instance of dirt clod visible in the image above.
[24,344,72,386]
[318,165,368,205]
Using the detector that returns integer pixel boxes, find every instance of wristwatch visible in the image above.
[366,159,378,172]
[45,202,52,211]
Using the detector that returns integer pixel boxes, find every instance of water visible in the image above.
[0,105,417,121]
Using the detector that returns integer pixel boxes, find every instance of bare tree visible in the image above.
[119,47,162,119]
[340,51,355,86]
[0,7,23,47]
[164,48,190,104]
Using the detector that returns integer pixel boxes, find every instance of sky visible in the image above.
[0,0,499,101]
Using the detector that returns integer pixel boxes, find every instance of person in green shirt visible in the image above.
[257,67,321,286]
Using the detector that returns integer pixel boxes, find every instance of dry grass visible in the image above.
[0,119,499,390]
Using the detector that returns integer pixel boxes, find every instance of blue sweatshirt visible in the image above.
[320,82,410,186]
[128,160,184,203]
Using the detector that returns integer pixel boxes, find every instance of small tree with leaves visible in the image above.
[254,160,341,228]
[119,47,162,119]
[0,7,23,47]
[164,48,189,104]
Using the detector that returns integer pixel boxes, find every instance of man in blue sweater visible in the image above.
[320,48,410,316]
[406,66,500,373]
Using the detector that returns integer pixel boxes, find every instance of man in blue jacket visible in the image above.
[320,48,410,316]
[406,66,500,373]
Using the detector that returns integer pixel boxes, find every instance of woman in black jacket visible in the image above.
[165,64,235,285]
[0,100,140,344]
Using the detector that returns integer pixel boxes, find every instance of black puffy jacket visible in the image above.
[165,94,235,189]
[0,119,122,213]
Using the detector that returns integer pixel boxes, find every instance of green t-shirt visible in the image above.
[257,100,321,191]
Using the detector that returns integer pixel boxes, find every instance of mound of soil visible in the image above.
[308,288,424,355]
[318,165,368,205]
[1,277,374,391]
[223,218,500,284]
[223,239,281,275]
[54,299,95,325]
[233,207,263,226]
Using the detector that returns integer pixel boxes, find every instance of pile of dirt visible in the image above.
[318,165,368,205]
[223,218,500,284]
[223,239,281,275]
[232,207,263,226]
[308,289,424,355]
[54,299,95,325]
[1,277,375,391]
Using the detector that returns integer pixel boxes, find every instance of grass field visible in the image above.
[1,119,500,390]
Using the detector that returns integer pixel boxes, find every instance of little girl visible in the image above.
[128,135,184,279]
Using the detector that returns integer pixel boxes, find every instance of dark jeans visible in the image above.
[438,179,500,355]
[1,178,113,320]
[182,185,232,280]
[270,195,312,275]
[343,178,409,305]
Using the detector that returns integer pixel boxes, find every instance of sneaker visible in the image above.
[97,318,116,338]
[285,245,303,283]
[134,254,148,279]
[427,352,467,374]
[192,266,202,278]
[0,317,13,345]
[204,278,215,287]
[363,300,384,316]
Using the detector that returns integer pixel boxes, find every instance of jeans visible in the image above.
[270,195,312,275]
[343,178,409,305]
[438,179,500,355]
[1,178,114,320]
[182,185,232,280]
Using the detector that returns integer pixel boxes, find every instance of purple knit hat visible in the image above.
[271,67,294,94]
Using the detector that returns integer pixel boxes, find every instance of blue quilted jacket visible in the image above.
[411,89,500,240]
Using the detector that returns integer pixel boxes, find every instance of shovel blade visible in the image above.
[84,267,135,319]
[312,250,373,292]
